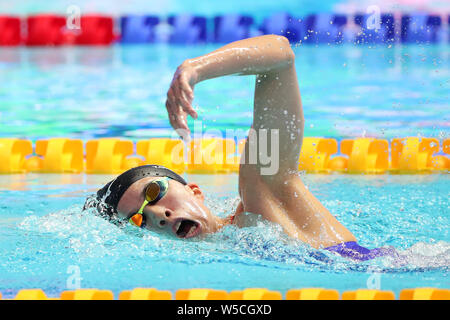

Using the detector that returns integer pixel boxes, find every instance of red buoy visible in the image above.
[26,14,67,46]
[76,15,115,45]
[0,16,21,46]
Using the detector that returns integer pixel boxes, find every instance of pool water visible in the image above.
[0,44,448,141]
[0,42,448,298]
[0,173,448,298]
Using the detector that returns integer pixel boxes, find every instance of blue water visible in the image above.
[0,173,448,298]
[0,44,448,141]
[0,35,449,298]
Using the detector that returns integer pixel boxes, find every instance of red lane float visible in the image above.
[26,14,67,46]
[75,15,115,45]
[0,16,21,46]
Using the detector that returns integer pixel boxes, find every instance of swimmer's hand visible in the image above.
[165,62,198,135]
[165,35,294,138]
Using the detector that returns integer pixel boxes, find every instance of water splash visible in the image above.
[17,201,450,273]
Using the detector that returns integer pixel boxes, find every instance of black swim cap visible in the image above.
[83,165,187,220]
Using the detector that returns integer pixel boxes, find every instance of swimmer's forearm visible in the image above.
[185,35,295,83]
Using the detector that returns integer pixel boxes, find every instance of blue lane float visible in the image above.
[401,14,443,44]
[167,14,207,44]
[213,14,256,43]
[120,15,160,44]
[1,12,449,46]
[354,13,395,44]
[260,12,304,44]
[304,14,348,44]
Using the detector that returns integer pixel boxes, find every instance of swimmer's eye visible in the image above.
[129,177,170,228]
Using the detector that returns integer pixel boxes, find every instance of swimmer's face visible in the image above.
[117,177,221,238]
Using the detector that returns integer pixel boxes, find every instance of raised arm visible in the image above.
[165,35,302,171]
[166,35,356,248]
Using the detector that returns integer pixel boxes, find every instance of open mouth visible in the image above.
[173,219,200,239]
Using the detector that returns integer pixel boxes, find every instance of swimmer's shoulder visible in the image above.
[230,201,264,228]
[228,201,244,227]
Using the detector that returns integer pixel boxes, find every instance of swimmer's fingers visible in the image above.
[166,99,189,133]
[165,89,188,129]
[167,81,192,125]
[179,74,197,119]
[166,88,179,125]
[171,63,197,118]
[175,84,195,119]
[170,74,197,120]
[179,73,194,99]
[167,85,179,108]
[165,95,182,128]
[165,63,198,135]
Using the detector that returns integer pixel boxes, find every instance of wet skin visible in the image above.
[123,35,357,248]
[117,177,227,239]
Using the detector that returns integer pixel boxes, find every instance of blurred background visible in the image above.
[0,0,448,141]
[0,1,449,299]
[1,0,449,15]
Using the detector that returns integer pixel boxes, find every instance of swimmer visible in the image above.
[84,35,396,261]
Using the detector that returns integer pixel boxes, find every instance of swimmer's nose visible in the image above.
[156,209,174,229]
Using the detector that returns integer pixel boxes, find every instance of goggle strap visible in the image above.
[137,199,148,214]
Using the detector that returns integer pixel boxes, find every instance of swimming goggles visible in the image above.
[128,177,170,228]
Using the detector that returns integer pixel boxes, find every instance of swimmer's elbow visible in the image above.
[285,45,295,65]
[268,35,295,67]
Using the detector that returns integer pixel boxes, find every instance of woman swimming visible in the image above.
[84,35,396,261]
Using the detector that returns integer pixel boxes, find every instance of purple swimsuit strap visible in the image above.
[324,241,397,261]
